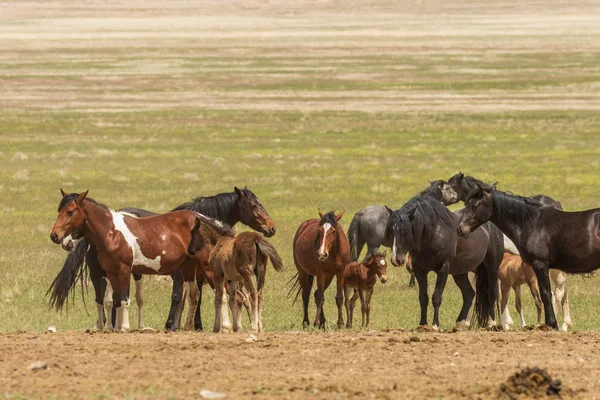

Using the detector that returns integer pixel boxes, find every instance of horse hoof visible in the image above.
[455,320,468,331]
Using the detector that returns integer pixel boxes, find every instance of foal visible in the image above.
[342,252,388,329]
[188,225,284,332]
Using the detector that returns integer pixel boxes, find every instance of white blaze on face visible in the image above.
[379,259,386,266]
[391,237,397,263]
[319,223,332,256]
[111,211,162,271]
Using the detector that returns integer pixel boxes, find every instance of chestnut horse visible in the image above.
[291,210,350,329]
[342,252,388,329]
[188,226,283,333]
[50,190,219,331]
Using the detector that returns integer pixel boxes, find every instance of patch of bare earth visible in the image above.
[0,331,599,399]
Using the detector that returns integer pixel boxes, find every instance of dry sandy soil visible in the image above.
[1,330,600,399]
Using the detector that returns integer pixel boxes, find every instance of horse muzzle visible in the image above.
[457,225,470,237]
[380,276,388,284]
[62,238,74,251]
[317,252,328,262]
[50,232,62,244]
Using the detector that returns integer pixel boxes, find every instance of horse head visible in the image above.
[235,186,276,237]
[315,210,344,261]
[50,189,88,244]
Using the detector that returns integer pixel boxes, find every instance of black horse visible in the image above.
[48,186,276,331]
[457,183,600,330]
[386,193,504,329]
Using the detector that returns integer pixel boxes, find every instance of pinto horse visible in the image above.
[457,183,600,330]
[387,194,504,330]
[48,186,276,331]
[50,190,218,331]
[291,210,350,329]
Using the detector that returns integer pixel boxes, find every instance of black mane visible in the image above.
[319,211,338,227]
[172,191,240,225]
[419,180,445,201]
[58,193,108,211]
[388,195,454,250]
[491,190,540,226]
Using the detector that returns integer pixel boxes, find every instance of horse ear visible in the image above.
[60,188,67,197]
[491,182,498,190]
[318,209,324,219]
[76,190,88,206]
[382,250,387,257]
[234,186,245,199]
[457,172,464,181]
[336,210,344,221]
[385,205,394,215]
[427,178,432,184]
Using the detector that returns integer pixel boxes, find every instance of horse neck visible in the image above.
[489,193,536,246]
[184,192,240,227]
[81,201,114,249]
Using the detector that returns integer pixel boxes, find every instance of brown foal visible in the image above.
[342,252,388,329]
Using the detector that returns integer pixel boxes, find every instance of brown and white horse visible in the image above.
[342,252,388,329]
[291,210,350,329]
[50,190,218,331]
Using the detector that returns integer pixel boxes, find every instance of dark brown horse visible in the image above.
[457,183,600,330]
[291,210,350,329]
[50,190,219,331]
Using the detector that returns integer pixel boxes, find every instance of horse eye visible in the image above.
[67,210,74,216]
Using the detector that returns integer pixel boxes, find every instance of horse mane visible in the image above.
[195,213,235,238]
[172,191,239,223]
[319,211,338,227]
[390,195,454,250]
[460,175,490,194]
[58,193,109,211]
[419,180,445,201]
[491,190,540,226]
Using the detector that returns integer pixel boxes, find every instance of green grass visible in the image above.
[1,109,599,333]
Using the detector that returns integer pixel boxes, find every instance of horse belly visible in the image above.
[453,229,487,274]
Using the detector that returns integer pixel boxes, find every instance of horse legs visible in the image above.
[107,265,131,332]
[227,281,241,332]
[453,273,474,331]
[104,279,114,331]
[551,270,572,331]
[133,275,144,329]
[165,268,185,331]
[298,269,313,329]
[89,258,106,331]
[431,263,450,329]
[526,277,543,327]
[335,273,345,329]
[513,285,527,327]
[499,279,512,330]
[213,272,226,333]
[241,272,259,332]
[362,288,373,329]
[344,285,354,328]
[408,274,416,288]
[194,275,204,331]
[414,268,429,326]
[531,261,558,329]
[314,273,329,329]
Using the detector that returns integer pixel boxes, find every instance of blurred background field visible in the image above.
[0,0,599,333]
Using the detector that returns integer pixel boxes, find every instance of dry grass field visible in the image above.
[1,0,600,398]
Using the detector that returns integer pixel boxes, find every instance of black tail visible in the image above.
[46,237,90,312]
[471,264,499,328]
[287,272,302,306]
[348,212,361,261]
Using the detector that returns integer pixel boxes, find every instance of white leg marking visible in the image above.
[96,303,105,331]
[221,292,232,331]
[104,279,114,331]
[120,299,130,332]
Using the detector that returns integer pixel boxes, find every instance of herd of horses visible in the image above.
[48,173,600,332]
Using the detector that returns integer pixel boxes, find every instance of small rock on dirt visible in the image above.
[245,334,258,343]
[27,361,47,371]
[46,326,56,333]
[200,389,226,399]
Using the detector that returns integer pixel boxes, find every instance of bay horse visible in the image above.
[347,180,457,287]
[386,193,504,330]
[187,225,283,332]
[50,190,222,331]
[457,183,600,330]
[48,186,276,331]
[291,210,350,329]
[342,252,388,329]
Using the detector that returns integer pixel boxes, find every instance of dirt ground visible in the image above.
[1,330,599,399]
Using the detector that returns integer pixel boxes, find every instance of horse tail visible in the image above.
[348,212,362,261]
[256,238,284,272]
[286,272,302,306]
[472,264,498,328]
[46,236,91,312]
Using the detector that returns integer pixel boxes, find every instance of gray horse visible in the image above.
[347,180,457,285]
